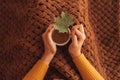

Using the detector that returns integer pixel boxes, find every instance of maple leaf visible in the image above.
[54,12,74,33]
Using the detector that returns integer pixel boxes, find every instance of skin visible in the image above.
[24,24,104,80]
[69,24,86,58]
[41,24,86,65]
[41,24,56,65]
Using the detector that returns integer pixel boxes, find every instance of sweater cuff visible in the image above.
[40,60,49,67]
[73,53,85,62]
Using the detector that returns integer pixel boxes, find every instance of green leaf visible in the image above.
[54,12,74,33]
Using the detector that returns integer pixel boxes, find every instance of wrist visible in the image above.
[41,52,55,65]
[70,51,81,58]
[44,51,56,55]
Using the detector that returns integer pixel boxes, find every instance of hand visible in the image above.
[69,24,86,58]
[41,24,57,64]
[42,24,56,54]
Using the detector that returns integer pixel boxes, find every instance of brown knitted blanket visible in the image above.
[0,0,120,80]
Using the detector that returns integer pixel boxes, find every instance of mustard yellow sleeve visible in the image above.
[73,54,104,80]
[23,60,48,80]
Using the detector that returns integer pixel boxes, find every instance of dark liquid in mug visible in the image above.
[52,30,69,44]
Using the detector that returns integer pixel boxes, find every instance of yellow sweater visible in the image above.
[23,54,104,80]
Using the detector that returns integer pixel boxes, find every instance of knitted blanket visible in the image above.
[0,0,119,80]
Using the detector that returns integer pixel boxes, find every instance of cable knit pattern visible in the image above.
[0,0,119,80]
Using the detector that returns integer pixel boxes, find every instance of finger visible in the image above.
[46,24,54,33]
[43,24,53,40]
[46,24,55,43]
[45,24,54,39]
[71,29,77,44]
[75,29,82,40]
[78,24,84,34]
[42,34,47,45]
[72,25,80,30]
[72,24,85,34]
[47,31,56,46]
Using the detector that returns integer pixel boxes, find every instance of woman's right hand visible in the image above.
[41,24,57,65]
[69,24,86,58]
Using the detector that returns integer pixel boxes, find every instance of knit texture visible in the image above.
[23,60,48,80]
[0,0,119,80]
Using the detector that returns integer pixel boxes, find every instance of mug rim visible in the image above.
[52,28,70,46]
